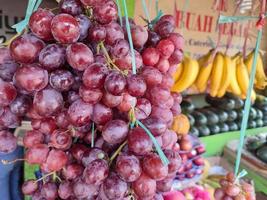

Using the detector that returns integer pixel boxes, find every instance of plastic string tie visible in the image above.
[235,169,248,182]
[122,0,137,75]
[234,27,263,176]
[91,123,95,148]
[136,120,169,165]
[141,0,151,23]
[116,0,123,26]
[12,0,42,33]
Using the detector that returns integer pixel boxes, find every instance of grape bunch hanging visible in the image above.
[0,0,185,199]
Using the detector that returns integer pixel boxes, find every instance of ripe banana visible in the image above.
[195,51,213,93]
[227,55,242,96]
[210,52,224,97]
[236,57,256,101]
[171,56,199,93]
[172,63,183,82]
[217,55,232,97]
[245,50,267,89]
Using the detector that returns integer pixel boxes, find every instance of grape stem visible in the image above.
[98,42,128,76]
[34,171,62,184]
[1,158,25,165]
[109,140,127,166]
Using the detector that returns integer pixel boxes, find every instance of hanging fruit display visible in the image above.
[171,50,267,99]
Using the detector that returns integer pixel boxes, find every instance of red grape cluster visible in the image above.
[214,172,256,200]
[175,135,206,181]
[0,0,185,199]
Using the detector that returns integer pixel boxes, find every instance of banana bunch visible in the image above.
[171,50,266,100]
[171,55,199,93]
[245,50,267,90]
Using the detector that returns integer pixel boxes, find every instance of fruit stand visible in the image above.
[0,0,267,200]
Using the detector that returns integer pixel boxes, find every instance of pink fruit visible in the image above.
[163,191,186,200]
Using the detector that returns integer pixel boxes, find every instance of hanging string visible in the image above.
[91,123,95,148]
[12,0,42,33]
[121,0,137,75]
[116,0,123,26]
[155,0,159,15]
[136,120,169,166]
[141,0,151,23]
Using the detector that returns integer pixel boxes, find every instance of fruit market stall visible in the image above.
[0,0,266,200]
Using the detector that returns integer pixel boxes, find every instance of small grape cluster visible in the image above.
[0,0,185,199]
[214,172,256,200]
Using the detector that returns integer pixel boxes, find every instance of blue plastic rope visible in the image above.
[121,0,137,75]
[91,123,95,148]
[136,120,169,166]
[234,29,263,176]
[141,0,151,22]
[12,0,42,33]
[116,0,123,26]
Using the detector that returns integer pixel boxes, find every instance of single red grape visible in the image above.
[76,14,91,41]
[33,88,63,117]
[127,75,147,97]
[0,79,17,106]
[51,13,80,44]
[0,47,12,64]
[83,159,109,185]
[50,69,74,91]
[104,22,124,45]
[46,149,68,171]
[29,8,54,41]
[156,39,175,59]
[62,163,84,180]
[10,34,45,64]
[23,130,44,148]
[25,144,49,165]
[103,172,128,199]
[88,24,106,42]
[79,85,103,104]
[59,0,83,16]
[0,130,17,153]
[0,61,19,82]
[102,120,128,144]
[117,92,137,112]
[131,25,148,48]
[68,99,93,126]
[142,66,163,87]
[73,179,99,199]
[94,0,118,25]
[49,129,72,150]
[22,180,38,195]
[39,44,66,71]
[83,63,108,89]
[58,181,73,200]
[116,153,141,182]
[132,173,156,199]
[66,42,94,71]
[14,63,48,93]
[142,47,160,66]
[82,148,108,167]
[135,98,151,120]
[102,92,123,108]
[41,182,58,200]
[142,117,167,136]
[70,144,89,163]
[92,103,113,125]
[128,127,153,156]
[0,107,20,128]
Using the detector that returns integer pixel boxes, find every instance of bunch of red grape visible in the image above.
[175,135,206,181]
[214,172,256,200]
[0,0,185,199]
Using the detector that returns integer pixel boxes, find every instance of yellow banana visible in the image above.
[217,55,232,97]
[195,51,213,93]
[236,57,256,101]
[227,55,242,96]
[172,63,183,82]
[210,52,224,97]
[245,50,267,89]
[171,56,199,93]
